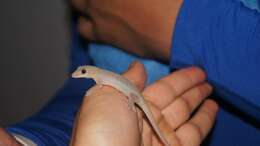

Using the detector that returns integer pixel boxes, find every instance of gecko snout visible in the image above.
[72,67,88,78]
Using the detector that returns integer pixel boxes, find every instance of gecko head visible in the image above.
[71,65,98,79]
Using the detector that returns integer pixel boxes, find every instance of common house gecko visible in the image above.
[72,65,170,146]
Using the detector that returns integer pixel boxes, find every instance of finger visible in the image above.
[162,83,212,129]
[141,102,180,146]
[71,0,86,13]
[149,117,181,146]
[188,100,218,140]
[176,100,219,146]
[143,67,206,109]
[122,61,147,91]
[82,61,146,97]
[78,17,96,41]
[160,67,206,97]
[181,83,212,112]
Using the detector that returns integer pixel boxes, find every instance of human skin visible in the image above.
[71,0,183,62]
[0,128,21,146]
[70,62,218,146]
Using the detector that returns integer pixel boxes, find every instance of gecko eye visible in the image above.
[81,69,87,74]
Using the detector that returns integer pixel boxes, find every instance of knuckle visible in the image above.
[186,122,203,142]
[158,79,178,97]
[178,98,193,115]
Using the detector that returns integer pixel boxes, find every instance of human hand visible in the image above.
[70,0,183,61]
[0,127,22,146]
[70,62,218,146]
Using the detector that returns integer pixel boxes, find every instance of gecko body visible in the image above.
[72,65,170,146]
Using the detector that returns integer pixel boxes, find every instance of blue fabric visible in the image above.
[7,78,94,146]
[171,0,260,145]
[88,43,169,84]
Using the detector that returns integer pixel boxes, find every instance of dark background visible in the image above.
[0,0,70,125]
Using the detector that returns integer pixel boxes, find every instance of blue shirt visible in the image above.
[171,0,260,145]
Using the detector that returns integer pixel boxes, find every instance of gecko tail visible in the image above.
[134,96,171,146]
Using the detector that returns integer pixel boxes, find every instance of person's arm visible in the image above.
[170,0,260,120]
[71,0,183,62]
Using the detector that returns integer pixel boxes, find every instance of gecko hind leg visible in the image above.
[128,93,140,112]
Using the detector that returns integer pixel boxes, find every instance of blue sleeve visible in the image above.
[170,0,260,120]
[7,78,94,146]
[7,15,95,146]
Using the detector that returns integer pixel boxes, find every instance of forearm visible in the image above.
[72,0,183,62]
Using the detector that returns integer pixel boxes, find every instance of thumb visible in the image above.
[123,61,147,91]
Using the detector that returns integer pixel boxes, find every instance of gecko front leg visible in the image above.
[93,78,104,88]
[85,79,103,96]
